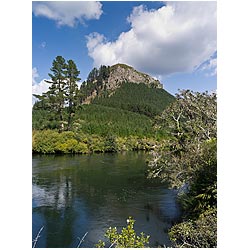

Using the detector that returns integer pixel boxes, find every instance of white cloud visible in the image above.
[86,2,217,76]
[33,1,103,27]
[32,67,39,85]
[32,79,51,105]
[32,67,50,105]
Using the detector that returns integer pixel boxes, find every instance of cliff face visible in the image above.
[106,64,163,90]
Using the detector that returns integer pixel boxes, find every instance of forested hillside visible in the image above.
[92,82,175,117]
[33,104,156,137]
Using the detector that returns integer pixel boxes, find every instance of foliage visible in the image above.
[96,217,150,248]
[33,104,164,138]
[42,56,68,131]
[78,65,111,101]
[147,90,217,247]
[33,56,81,131]
[75,104,158,137]
[93,82,175,117]
[32,130,161,154]
[64,59,81,130]
[169,207,217,248]
[32,130,89,154]
[148,89,217,188]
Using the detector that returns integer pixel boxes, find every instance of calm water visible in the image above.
[32,152,181,248]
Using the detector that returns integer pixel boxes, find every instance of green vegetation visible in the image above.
[32,130,160,154]
[75,104,155,137]
[96,217,150,248]
[147,90,217,247]
[33,103,166,140]
[169,207,217,248]
[33,56,173,154]
[93,82,175,117]
[78,65,111,101]
[33,56,81,131]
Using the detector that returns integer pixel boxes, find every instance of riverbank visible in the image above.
[32,129,166,154]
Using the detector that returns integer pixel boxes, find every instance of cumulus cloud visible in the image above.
[32,79,51,105]
[86,2,217,76]
[32,67,50,105]
[33,1,103,27]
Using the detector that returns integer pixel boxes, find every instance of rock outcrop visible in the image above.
[82,63,163,104]
[106,64,163,90]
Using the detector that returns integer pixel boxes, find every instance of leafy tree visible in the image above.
[148,90,217,187]
[147,90,217,248]
[96,217,150,248]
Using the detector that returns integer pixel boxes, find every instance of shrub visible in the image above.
[96,217,150,248]
[169,207,217,248]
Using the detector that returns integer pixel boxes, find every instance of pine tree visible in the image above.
[45,56,67,131]
[65,59,81,130]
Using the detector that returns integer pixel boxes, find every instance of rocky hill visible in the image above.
[107,63,163,90]
[79,63,163,103]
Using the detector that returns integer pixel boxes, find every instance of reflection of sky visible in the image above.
[32,179,72,209]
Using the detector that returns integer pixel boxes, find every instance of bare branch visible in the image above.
[77,232,88,248]
[32,226,44,248]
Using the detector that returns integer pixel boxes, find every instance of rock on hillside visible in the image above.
[106,63,163,90]
[81,63,163,104]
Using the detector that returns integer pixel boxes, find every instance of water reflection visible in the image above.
[32,152,181,247]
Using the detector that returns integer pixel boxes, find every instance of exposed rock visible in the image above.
[107,63,163,90]
[81,63,163,104]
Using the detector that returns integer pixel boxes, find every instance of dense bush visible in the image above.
[32,130,89,154]
[32,130,161,154]
[169,207,217,248]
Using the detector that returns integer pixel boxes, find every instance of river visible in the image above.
[32,152,181,247]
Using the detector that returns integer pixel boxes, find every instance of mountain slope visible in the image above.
[79,63,175,117]
[33,104,155,137]
[92,82,175,117]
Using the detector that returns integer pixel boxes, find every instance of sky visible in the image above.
[32,1,217,102]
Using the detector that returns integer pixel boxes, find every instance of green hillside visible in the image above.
[92,82,175,117]
[33,104,158,138]
[74,104,155,137]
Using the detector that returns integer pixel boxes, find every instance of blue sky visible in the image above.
[32,1,217,97]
